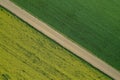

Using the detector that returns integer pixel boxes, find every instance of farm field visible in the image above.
[10,0,120,71]
[0,7,112,80]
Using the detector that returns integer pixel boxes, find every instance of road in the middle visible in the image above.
[0,0,120,80]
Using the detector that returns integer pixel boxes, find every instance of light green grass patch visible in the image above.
[0,7,111,80]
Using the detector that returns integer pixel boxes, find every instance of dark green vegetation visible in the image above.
[0,7,112,80]
[11,0,120,70]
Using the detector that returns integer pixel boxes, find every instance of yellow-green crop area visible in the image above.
[0,7,111,80]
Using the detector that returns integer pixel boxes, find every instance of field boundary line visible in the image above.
[0,0,120,79]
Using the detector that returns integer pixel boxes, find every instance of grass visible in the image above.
[10,0,120,70]
[0,7,112,80]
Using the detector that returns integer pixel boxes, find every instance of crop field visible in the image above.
[10,0,120,70]
[0,7,112,80]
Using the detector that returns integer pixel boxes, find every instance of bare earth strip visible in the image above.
[0,0,120,79]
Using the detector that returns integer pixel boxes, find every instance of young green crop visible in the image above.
[0,7,111,80]
[11,0,120,70]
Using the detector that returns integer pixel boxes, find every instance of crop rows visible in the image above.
[0,7,111,80]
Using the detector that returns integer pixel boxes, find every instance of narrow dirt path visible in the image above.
[0,0,120,79]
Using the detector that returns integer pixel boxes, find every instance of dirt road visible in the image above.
[0,0,120,79]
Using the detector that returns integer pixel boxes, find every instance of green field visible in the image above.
[0,7,111,80]
[11,0,120,70]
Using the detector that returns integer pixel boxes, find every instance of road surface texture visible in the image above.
[0,0,120,79]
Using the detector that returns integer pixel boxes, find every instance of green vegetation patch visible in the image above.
[11,0,120,70]
[0,7,111,80]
